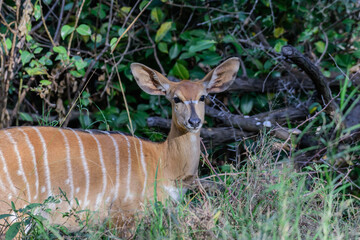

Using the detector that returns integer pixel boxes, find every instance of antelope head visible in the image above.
[131,57,240,133]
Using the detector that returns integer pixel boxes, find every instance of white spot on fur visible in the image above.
[263,121,272,127]
[163,186,187,201]
[76,187,80,193]
[190,134,197,144]
[17,170,22,175]
[183,100,198,105]
[96,193,102,207]
[162,83,169,91]
[65,179,70,185]
[41,186,46,193]
[8,195,12,200]
[8,213,17,223]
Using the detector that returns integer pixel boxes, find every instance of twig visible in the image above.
[165,2,240,14]
[281,45,337,116]
[200,172,246,181]
[144,22,165,74]
[101,35,132,98]
[110,0,153,54]
[30,0,59,34]
[315,25,329,66]
[38,0,56,47]
[53,0,65,43]
[67,0,86,54]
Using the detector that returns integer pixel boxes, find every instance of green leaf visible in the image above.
[240,94,254,115]
[158,42,168,53]
[353,49,360,58]
[169,43,181,59]
[0,214,13,220]
[53,46,67,54]
[274,39,287,53]
[34,4,41,21]
[315,41,325,53]
[70,70,83,78]
[252,58,263,70]
[110,37,118,51]
[72,56,88,70]
[273,27,285,38]
[139,1,149,10]
[255,95,268,109]
[39,55,53,66]
[91,33,102,43]
[155,21,172,43]
[61,25,74,40]
[40,80,52,86]
[173,62,189,80]
[189,40,216,53]
[121,6,131,14]
[199,51,221,66]
[25,67,47,76]
[5,38,12,50]
[76,24,91,36]
[5,222,21,240]
[223,35,243,54]
[34,47,43,54]
[151,7,164,24]
[264,60,273,70]
[179,52,195,59]
[19,112,33,122]
[335,54,352,68]
[20,50,34,65]
[118,28,127,37]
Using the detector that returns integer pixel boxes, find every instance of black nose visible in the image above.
[188,117,201,128]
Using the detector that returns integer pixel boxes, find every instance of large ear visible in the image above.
[131,63,172,95]
[200,57,240,93]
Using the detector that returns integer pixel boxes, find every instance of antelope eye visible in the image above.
[199,95,206,102]
[174,97,182,103]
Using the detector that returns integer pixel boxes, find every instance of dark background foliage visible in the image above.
[1,0,360,188]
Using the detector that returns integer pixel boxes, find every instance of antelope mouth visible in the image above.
[184,123,202,133]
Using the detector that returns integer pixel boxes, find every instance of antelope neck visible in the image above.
[162,120,201,183]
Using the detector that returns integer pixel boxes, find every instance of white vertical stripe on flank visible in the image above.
[87,131,107,208]
[0,149,17,193]
[137,138,147,197]
[33,127,52,196]
[5,130,31,202]
[0,178,5,191]
[59,129,74,205]
[71,129,90,207]
[19,128,39,200]
[103,132,120,203]
[122,134,133,201]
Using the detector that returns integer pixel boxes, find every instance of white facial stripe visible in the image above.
[183,100,198,105]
